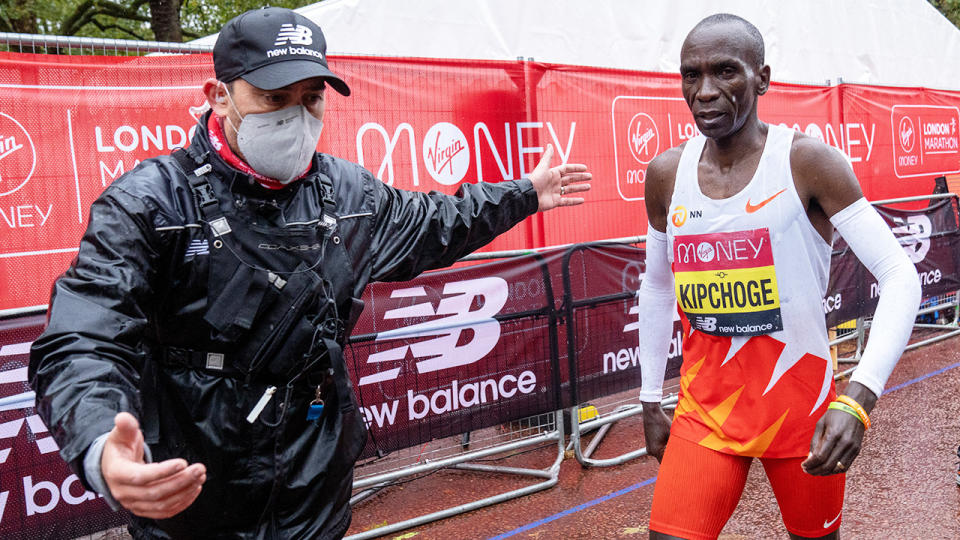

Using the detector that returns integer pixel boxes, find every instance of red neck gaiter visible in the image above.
[206,113,311,190]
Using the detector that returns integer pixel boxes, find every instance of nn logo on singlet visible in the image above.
[671,205,703,227]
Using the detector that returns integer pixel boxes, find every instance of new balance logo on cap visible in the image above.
[213,7,351,95]
[274,24,312,46]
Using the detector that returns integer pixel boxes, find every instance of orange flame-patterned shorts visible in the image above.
[650,435,844,539]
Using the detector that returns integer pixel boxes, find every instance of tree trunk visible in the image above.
[149,0,182,42]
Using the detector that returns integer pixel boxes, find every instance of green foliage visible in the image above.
[930,0,960,29]
[181,0,313,38]
[0,0,319,41]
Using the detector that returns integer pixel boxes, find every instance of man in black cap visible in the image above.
[29,7,591,539]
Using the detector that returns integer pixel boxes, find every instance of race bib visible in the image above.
[673,228,783,336]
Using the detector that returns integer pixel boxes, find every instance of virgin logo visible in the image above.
[627,112,659,164]
[428,134,463,174]
[899,116,915,153]
[423,122,470,185]
[0,112,37,197]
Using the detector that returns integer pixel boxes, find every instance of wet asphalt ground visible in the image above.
[347,330,960,539]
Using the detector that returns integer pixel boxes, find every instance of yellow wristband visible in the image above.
[828,402,864,426]
[834,395,871,430]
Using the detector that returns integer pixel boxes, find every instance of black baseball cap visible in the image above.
[213,7,350,96]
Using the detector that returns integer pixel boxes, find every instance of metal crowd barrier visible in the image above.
[345,250,568,539]
[0,32,212,54]
[346,413,566,540]
[828,193,960,363]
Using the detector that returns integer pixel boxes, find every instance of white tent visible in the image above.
[194,0,960,90]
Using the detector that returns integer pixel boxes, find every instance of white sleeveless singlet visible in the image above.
[664,124,836,458]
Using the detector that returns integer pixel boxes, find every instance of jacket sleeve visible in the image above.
[368,179,538,283]
[28,185,161,484]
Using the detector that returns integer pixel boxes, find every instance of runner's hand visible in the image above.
[802,382,877,476]
[101,412,206,519]
[641,401,672,462]
[528,144,591,212]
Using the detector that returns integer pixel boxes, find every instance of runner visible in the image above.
[635,13,921,540]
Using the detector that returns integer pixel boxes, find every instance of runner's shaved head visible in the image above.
[686,13,765,68]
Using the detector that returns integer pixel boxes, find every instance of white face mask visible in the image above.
[223,86,324,184]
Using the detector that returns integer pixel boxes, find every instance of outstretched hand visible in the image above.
[101,412,206,519]
[528,144,591,212]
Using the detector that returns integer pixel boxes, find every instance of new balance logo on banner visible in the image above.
[274,24,313,46]
[358,277,509,386]
[891,214,932,263]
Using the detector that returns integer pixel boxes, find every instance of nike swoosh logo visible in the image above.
[745,188,787,213]
[823,511,842,528]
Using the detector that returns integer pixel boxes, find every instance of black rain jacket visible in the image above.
[28,112,537,539]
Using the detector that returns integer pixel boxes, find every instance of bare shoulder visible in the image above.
[789,131,864,216]
[644,144,685,231]
[789,131,855,181]
[648,144,684,180]
[646,144,685,198]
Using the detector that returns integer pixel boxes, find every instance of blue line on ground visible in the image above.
[883,361,960,394]
[489,359,960,539]
[487,477,657,540]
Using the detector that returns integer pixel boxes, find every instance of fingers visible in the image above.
[805,416,826,460]
[810,439,846,476]
[102,413,207,519]
[802,410,863,476]
[556,173,592,207]
[801,416,833,474]
[556,164,589,175]
[531,144,555,177]
[541,144,554,166]
[558,172,592,186]
[110,461,207,519]
[110,412,144,458]
[835,443,861,474]
[642,405,672,463]
[107,456,190,487]
[560,183,591,195]
[118,463,207,519]
[643,434,667,462]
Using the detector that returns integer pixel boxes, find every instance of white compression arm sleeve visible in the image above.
[637,226,677,402]
[831,198,921,398]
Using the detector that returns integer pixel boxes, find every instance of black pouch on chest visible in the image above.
[172,149,346,378]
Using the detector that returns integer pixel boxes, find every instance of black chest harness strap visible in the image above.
[142,149,350,442]
[164,148,342,375]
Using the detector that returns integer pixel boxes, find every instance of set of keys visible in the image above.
[246,384,325,423]
[306,386,325,421]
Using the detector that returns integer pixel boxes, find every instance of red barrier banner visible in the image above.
[825,198,960,327]
[561,244,683,406]
[843,85,960,182]
[0,317,125,538]
[3,52,960,315]
[349,250,564,456]
[0,53,213,313]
